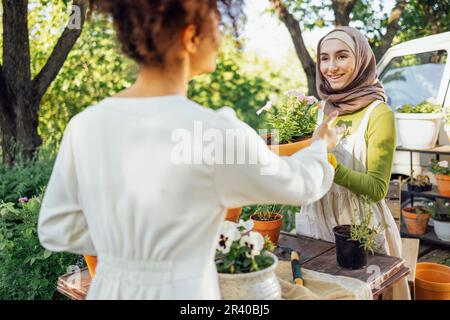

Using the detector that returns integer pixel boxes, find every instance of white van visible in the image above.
[377,32,450,178]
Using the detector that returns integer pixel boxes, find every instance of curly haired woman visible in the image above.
[38,1,342,299]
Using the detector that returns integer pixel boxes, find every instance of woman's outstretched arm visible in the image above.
[213,108,335,208]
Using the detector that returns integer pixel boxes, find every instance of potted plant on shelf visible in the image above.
[257,90,319,156]
[216,220,281,300]
[407,175,432,192]
[333,196,386,269]
[395,100,442,149]
[402,205,432,236]
[430,159,450,197]
[250,204,284,245]
[427,200,450,242]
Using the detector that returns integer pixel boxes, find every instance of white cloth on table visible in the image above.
[276,260,373,300]
[38,95,335,300]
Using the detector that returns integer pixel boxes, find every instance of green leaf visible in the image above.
[43,250,52,259]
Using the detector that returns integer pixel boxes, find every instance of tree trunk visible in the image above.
[331,0,357,26]
[0,0,88,164]
[0,103,16,165]
[374,0,407,62]
[269,0,318,97]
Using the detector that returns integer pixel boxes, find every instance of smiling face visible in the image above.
[319,39,356,91]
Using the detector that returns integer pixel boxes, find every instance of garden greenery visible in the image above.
[0,195,79,299]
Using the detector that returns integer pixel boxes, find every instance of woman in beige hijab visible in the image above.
[296,26,410,300]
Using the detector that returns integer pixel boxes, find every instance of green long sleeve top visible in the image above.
[331,102,396,202]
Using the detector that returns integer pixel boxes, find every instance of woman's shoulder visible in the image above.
[370,101,394,121]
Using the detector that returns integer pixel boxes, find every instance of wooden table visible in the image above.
[57,232,410,300]
[276,232,410,298]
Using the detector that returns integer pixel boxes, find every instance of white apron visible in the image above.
[296,100,411,300]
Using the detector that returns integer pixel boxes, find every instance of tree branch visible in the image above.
[374,0,407,61]
[331,0,357,26]
[269,0,318,96]
[32,0,88,101]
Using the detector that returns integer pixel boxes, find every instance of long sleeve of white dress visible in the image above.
[213,107,334,208]
[38,121,96,256]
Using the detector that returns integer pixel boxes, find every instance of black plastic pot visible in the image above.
[333,225,368,270]
[407,183,432,192]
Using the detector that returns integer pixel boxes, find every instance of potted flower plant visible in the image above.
[395,100,442,149]
[333,196,386,269]
[427,200,450,242]
[250,204,283,245]
[402,206,432,236]
[257,90,319,156]
[216,220,281,300]
[430,159,450,197]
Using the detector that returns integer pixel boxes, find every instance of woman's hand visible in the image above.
[312,111,346,152]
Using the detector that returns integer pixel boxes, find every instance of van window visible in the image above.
[379,50,447,111]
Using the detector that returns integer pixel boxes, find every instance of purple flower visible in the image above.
[284,90,306,101]
[307,96,319,105]
[18,197,29,203]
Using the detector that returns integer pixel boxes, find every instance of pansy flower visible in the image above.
[217,221,240,254]
[239,231,264,258]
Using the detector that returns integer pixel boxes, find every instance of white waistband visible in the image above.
[95,254,210,286]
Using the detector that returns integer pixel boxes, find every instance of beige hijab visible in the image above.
[316,26,386,116]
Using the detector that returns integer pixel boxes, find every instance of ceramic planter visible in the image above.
[218,252,281,300]
[263,133,312,156]
[433,219,450,242]
[333,225,368,270]
[395,113,442,149]
[225,207,242,223]
[84,255,97,278]
[402,207,431,235]
[250,213,283,245]
[435,174,450,197]
[415,263,450,300]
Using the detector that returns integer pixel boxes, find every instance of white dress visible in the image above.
[38,95,334,300]
[297,100,411,300]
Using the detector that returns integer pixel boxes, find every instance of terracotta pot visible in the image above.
[218,252,281,300]
[402,207,431,235]
[250,213,283,245]
[263,133,312,156]
[435,174,450,197]
[415,263,450,300]
[84,255,97,278]
[225,207,242,223]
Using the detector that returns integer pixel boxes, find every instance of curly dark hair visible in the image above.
[89,0,244,66]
